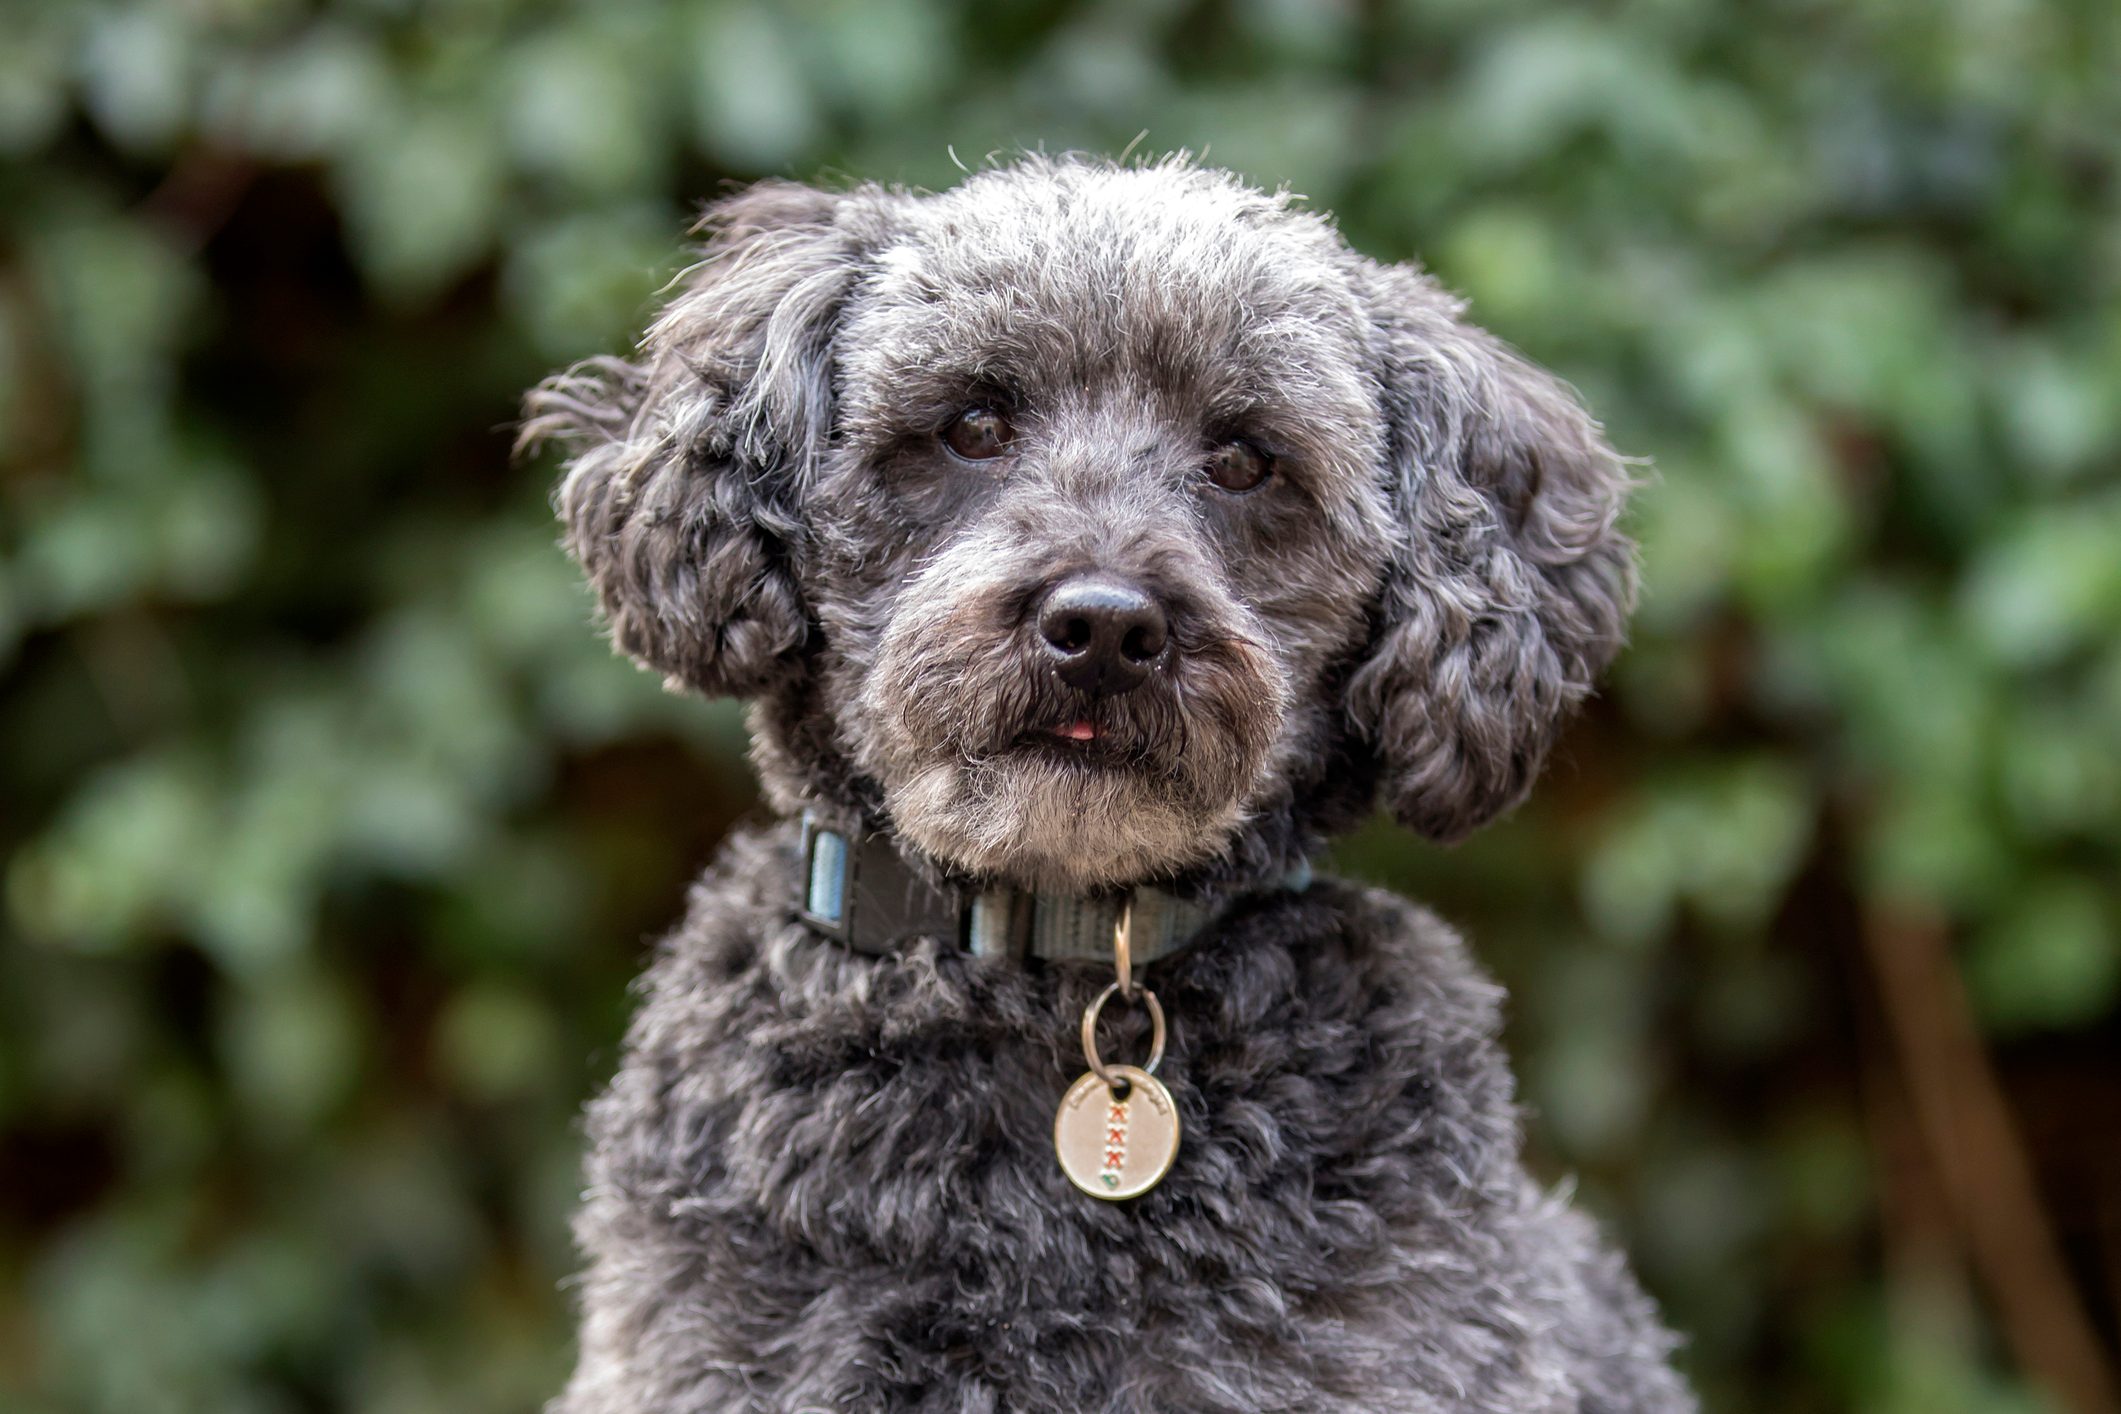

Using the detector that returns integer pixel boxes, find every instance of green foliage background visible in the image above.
[4,1,2118,1410]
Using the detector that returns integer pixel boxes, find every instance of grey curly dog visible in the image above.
[522,155,1694,1413]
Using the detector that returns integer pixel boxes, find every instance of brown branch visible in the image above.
[1861,901,2120,1414]
[1859,1006,1980,1349]
[134,147,258,256]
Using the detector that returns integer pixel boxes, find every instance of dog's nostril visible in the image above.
[1053,616,1094,654]
[1120,623,1163,663]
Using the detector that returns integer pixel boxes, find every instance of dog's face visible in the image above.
[526,160,1634,892]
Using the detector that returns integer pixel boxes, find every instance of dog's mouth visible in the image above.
[1005,714,1150,769]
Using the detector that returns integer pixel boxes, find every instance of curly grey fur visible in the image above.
[524,156,1687,1411]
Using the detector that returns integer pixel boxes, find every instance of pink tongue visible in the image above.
[1059,720,1097,741]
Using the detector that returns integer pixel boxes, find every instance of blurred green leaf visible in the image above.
[1962,494,2121,668]
[1968,875,2119,1034]
[0,11,70,155]
[433,982,561,1102]
[335,103,507,300]
[77,5,196,155]
[1581,758,1814,946]
[503,24,663,196]
[200,23,391,162]
[500,207,680,361]
[7,751,219,953]
[219,965,364,1136]
[689,4,819,170]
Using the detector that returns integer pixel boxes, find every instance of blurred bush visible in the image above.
[3,2,2118,1411]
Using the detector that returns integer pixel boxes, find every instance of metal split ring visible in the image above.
[1112,899,1135,998]
[1080,980,1166,1089]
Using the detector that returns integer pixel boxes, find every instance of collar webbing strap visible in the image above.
[795,813,1309,964]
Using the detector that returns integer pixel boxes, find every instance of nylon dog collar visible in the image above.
[795,812,1309,963]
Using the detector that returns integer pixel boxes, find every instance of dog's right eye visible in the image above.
[1203,438,1272,493]
[942,408,1013,461]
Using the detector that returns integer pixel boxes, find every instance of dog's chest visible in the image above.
[589,869,1542,1410]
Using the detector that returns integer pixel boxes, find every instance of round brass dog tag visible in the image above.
[1054,1065,1179,1200]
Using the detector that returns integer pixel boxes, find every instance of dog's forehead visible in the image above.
[844,164,1371,406]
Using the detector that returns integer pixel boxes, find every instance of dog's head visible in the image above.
[524,159,1634,893]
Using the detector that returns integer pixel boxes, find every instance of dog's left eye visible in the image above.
[942,407,1014,461]
[1202,439,1272,493]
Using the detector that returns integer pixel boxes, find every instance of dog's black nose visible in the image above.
[1036,575,1169,696]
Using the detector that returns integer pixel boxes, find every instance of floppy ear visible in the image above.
[1345,263,1637,842]
[518,181,863,697]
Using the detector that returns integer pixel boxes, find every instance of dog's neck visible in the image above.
[791,812,1311,963]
